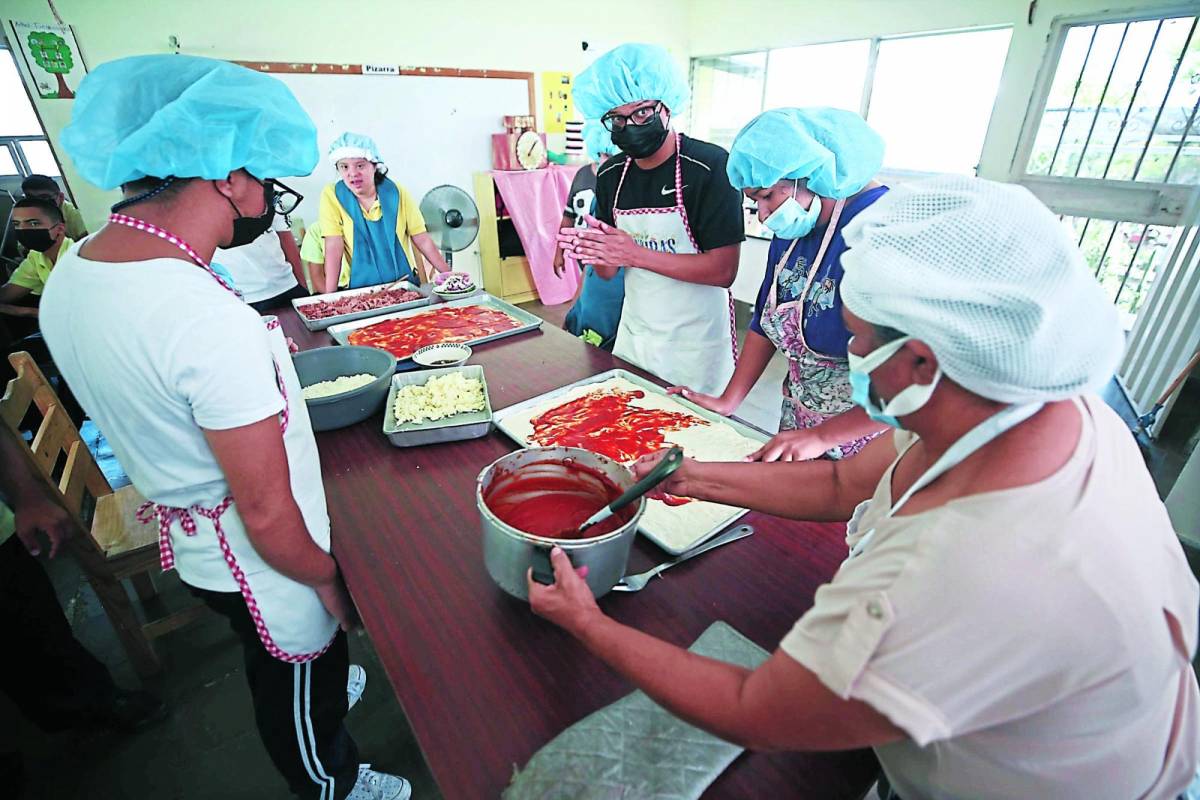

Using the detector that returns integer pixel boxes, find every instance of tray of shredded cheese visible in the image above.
[382,365,493,447]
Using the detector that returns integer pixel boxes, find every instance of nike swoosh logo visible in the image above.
[661,185,687,195]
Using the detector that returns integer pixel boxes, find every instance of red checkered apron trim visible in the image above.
[136,500,333,663]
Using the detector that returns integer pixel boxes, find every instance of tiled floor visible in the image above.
[7,299,1193,799]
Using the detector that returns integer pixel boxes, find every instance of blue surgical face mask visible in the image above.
[847,335,942,429]
[764,182,822,239]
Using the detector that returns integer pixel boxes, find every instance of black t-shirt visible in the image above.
[564,163,598,221]
[593,134,745,253]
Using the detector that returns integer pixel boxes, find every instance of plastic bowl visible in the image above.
[292,346,397,431]
[412,343,472,368]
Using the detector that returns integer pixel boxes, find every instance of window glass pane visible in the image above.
[867,28,1012,174]
[19,139,61,176]
[689,52,766,151]
[0,146,17,176]
[1026,16,1200,185]
[764,40,870,112]
[0,49,43,137]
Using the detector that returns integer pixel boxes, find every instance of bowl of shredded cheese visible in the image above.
[292,345,396,431]
[383,365,493,446]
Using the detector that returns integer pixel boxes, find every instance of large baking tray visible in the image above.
[292,281,433,331]
[382,365,493,447]
[493,369,769,555]
[326,293,543,359]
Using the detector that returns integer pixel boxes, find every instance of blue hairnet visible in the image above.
[582,120,618,161]
[574,43,689,119]
[328,132,384,166]
[726,107,885,198]
[62,55,318,189]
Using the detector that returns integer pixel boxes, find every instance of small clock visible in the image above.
[516,130,547,170]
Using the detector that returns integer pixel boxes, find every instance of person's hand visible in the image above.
[667,385,737,416]
[316,573,360,632]
[14,495,74,558]
[552,247,566,278]
[631,449,696,498]
[527,546,600,636]
[558,215,639,268]
[745,428,830,463]
[286,337,299,354]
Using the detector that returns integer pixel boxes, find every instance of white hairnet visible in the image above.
[328,132,383,167]
[840,174,1123,403]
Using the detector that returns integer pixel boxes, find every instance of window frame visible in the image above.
[689,24,1015,177]
[1008,4,1200,227]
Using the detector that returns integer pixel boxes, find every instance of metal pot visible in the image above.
[477,447,645,601]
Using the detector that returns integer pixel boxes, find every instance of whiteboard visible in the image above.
[271,71,531,283]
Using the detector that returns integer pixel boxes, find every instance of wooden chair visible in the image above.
[1,351,206,677]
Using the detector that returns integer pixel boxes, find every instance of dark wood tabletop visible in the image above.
[279,304,879,800]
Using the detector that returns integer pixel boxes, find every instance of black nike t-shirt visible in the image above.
[593,134,745,253]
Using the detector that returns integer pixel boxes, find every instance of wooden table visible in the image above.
[281,308,879,799]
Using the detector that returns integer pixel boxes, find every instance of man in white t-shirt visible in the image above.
[39,55,410,800]
[213,215,311,312]
[529,175,1200,799]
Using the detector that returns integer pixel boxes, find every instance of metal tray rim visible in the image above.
[327,293,543,357]
[291,281,432,331]
[491,368,767,555]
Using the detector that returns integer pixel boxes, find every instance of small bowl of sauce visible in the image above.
[412,343,472,368]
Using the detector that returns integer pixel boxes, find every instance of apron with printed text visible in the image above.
[610,132,737,397]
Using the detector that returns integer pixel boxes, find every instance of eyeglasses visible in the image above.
[601,102,663,132]
[268,180,303,216]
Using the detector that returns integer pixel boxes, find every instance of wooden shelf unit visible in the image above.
[474,172,538,305]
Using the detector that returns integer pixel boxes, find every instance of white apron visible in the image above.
[610,132,737,396]
[110,213,339,663]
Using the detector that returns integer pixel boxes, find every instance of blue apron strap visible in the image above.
[334,178,415,289]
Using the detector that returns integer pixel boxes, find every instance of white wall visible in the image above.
[1,0,690,228]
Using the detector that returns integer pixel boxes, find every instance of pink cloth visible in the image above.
[491,165,581,305]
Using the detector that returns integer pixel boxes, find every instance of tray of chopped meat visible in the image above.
[291,281,433,331]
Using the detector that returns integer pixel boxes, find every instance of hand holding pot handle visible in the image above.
[528,547,598,636]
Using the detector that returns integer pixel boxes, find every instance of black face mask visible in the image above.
[218,178,275,248]
[610,115,670,159]
[15,228,58,253]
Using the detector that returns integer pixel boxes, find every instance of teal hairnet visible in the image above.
[574,43,689,119]
[582,120,618,161]
[62,55,318,189]
[726,107,885,198]
[328,132,384,166]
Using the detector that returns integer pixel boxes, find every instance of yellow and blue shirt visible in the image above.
[317,183,426,288]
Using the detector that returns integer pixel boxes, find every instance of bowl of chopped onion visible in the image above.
[292,345,397,431]
[432,271,478,298]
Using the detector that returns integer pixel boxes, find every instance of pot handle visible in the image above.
[531,545,557,586]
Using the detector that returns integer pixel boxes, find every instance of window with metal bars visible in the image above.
[1014,10,1200,332]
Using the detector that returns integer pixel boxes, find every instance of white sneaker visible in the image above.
[345,764,411,800]
[347,664,367,711]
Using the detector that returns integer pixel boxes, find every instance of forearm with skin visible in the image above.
[683,459,853,521]
[630,244,739,287]
[721,332,776,407]
[323,237,344,294]
[810,406,889,450]
[237,493,338,586]
[412,232,450,273]
[0,304,37,319]
[575,614,760,746]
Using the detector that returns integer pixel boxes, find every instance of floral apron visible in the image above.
[757,200,877,459]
